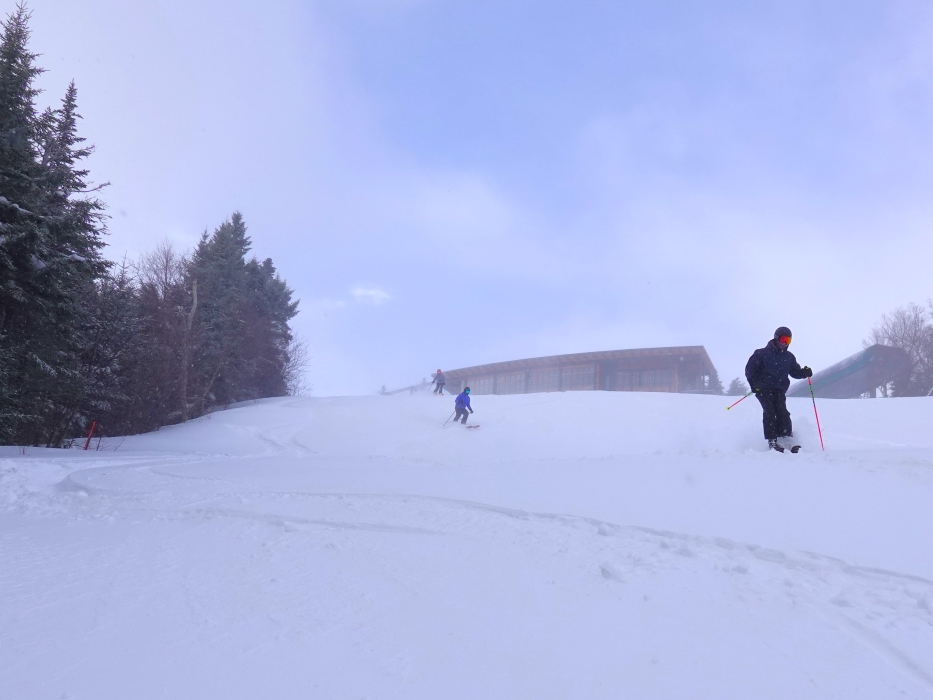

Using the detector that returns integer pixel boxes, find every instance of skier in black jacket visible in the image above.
[745,327,813,452]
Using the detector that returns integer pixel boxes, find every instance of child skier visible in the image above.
[431,369,446,395]
[453,387,473,424]
[745,326,813,452]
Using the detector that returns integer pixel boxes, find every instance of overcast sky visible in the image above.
[26,0,933,394]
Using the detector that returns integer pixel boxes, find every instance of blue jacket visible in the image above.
[455,391,471,410]
[745,340,808,392]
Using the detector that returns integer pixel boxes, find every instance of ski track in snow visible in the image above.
[3,393,933,699]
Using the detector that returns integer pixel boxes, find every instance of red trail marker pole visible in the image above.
[83,421,97,451]
[808,378,825,451]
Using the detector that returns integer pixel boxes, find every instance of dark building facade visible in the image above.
[787,344,911,399]
[443,346,718,396]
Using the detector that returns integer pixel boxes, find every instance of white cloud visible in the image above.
[351,286,391,305]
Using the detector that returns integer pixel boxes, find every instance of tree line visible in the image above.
[865,302,933,396]
[1,6,301,446]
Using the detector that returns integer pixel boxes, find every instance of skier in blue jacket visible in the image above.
[454,387,473,424]
[745,326,812,452]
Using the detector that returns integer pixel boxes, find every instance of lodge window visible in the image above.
[469,376,496,395]
[527,369,560,393]
[616,368,672,391]
[496,373,526,394]
[561,365,595,391]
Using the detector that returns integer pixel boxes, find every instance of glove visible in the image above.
[801,366,813,378]
[469,409,474,414]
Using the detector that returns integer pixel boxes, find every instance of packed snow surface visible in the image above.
[3,391,933,699]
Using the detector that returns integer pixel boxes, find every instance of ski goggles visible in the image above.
[777,335,792,346]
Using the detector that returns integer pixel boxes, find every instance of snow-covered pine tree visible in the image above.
[186,213,251,416]
[68,260,142,440]
[0,7,301,443]
[186,212,297,416]
[0,6,109,445]
[0,4,50,443]
[31,81,109,445]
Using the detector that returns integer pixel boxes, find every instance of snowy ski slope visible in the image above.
[2,391,933,699]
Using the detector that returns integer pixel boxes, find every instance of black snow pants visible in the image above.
[454,407,471,424]
[434,382,445,395]
[755,389,793,440]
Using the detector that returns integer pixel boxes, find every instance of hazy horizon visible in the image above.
[28,0,933,395]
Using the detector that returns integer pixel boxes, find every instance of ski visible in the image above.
[769,443,801,453]
[769,439,801,453]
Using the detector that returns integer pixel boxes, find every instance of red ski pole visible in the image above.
[726,391,754,410]
[807,378,825,451]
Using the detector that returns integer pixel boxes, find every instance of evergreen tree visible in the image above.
[68,260,142,440]
[0,7,301,444]
[27,81,109,445]
[0,4,45,441]
[187,213,251,415]
[186,212,297,416]
[0,5,108,445]
[243,256,298,397]
[726,377,749,396]
[707,367,724,395]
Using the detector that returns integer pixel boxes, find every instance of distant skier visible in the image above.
[453,387,473,424]
[745,327,813,453]
[431,369,446,395]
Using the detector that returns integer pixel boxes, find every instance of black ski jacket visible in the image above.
[745,340,808,392]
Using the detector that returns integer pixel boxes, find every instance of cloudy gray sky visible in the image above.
[27,0,933,394]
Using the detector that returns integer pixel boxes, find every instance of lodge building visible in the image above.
[442,346,718,396]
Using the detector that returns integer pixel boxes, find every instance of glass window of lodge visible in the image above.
[561,365,595,391]
[616,368,672,391]
[527,369,560,393]
[469,376,495,395]
[496,373,526,394]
